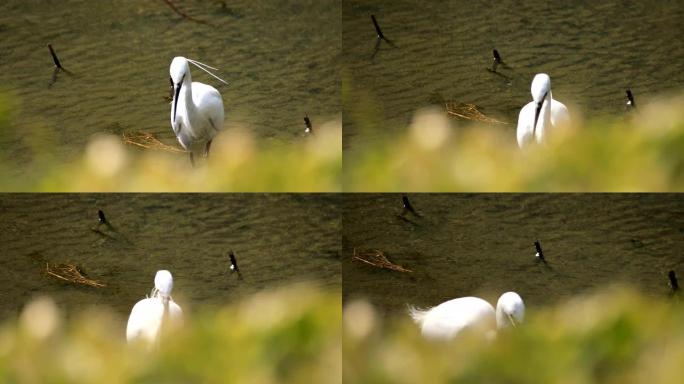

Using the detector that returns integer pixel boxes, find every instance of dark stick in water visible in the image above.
[491,49,502,72]
[49,67,60,88]
[400,194,420,217]
[161,0,210,25]
[96,209,115,231]
[493,49,502,64]
[304,114,313,135]
[229,250,239,272]
[371,37,382,61]
[98,210,107,224]
[47,44,73,88]
[371,15,386,40]
[228,250,243,280]
[370,14,396,60]
[534,240,546,263]
[47,44,62,88]
[48,44,63,69]
[669,270,679,293]
[90,209,132,244]
[486,48,513,82]
[626,89,636,109]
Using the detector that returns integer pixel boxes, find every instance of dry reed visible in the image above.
[445,101,508,124]
[352,248,413,273]
[122,131,186,153]
[45,263,106,288]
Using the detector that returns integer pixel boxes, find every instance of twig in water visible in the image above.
[445,102,508,124]
[47,44,73,88]
[625,89,636,110]
[48,44,63,69]
[493,49,502,65]
[400,194,420,217]
[490,48,511,72]
[228,250,243,280]
[90,210,134,245]
[353,248,413,273]
[98,209,108,224]
[370,14,396,60]
[304,114,314,135]
[371,15,396,47]
[534,240,546,264]
[45,262,106,288]
[486,48,515,83]
[122,131,187,153]
[669,270,679,294]
[371,37,382,61]
[162,0,210,25]
[49,67,60,88]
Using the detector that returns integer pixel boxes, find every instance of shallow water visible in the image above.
[342,194,684,316]
[0,0,340,178]
[343,0,684,151]
[0,194,340,320]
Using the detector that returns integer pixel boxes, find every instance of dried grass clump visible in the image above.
[352,248,413,273]
[45,263,106,288]
[444,101,508,124]
[122,131,186,153]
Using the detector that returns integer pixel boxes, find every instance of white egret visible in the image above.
[126,270,183,345]
[169,56,228,165]
[517,73,569,148]
[408,292,525,340]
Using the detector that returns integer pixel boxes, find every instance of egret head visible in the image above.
[169,57,189,85]
[154,270,174,298]
[496,292,525,329]
[531,73,551,133]
[531,73,551,102]
[169,57,190,123]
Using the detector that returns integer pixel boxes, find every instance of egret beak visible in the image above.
[532,90,549,137]
[507,313,517,328]
[172,82,182,123]
[172,74,185,123]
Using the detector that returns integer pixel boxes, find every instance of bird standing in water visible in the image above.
[126,270,183,346]
[169,56,228,165]
[517,73,570,148]
[409,292,525,341]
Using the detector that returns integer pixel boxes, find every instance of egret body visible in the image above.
[126,270,183,345]
[517,73,569,148]
[169,56,226,164]
[409,292,525,340]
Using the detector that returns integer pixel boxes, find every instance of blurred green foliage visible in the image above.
[345,91,684,191]
[0,92,341,192]
[0,285,341,383]
[344,286,684,383]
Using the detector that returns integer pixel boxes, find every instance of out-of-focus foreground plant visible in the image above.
[0,91,341,192]
[344,286,684,383]
[345,92,684,191]
[0,285,341,383]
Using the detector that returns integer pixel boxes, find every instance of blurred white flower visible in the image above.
[344,300,376,340]
[20,296,60,340]
[86,134,127,177]
[410,108,451,150]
